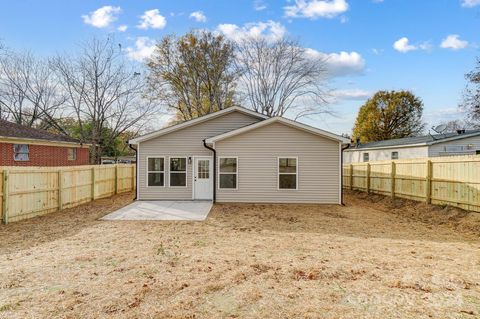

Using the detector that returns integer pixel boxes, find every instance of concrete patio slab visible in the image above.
[101,201,213,221]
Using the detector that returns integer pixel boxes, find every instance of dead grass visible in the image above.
[0,191,479,319]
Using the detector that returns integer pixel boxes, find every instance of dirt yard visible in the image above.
[0,191,479,319]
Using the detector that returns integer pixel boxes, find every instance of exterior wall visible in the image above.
[138,111,262,200]
[0,142,89,166]
[215,122,341,204]
[344,146,429,163]
[428,135,480,157]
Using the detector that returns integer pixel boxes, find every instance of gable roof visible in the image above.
[205,116,350,144]
[0,119,83,145]
[129,106,269,144]
[346,130,480,151]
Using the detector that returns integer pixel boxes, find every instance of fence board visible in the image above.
[344,155,480,213]
[0,164,135,224]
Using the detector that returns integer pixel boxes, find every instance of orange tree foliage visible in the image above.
[352,90,425,143]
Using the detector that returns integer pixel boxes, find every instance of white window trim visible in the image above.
[169,156,188,188]
[277,156,298,191]
[13,144,30,161]
[218,156,238,190]
[363,152,369,162]
[391,151,399,160]
[146,156,165,187]
[68,148,77,161]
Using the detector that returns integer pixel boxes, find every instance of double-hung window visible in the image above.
[170,157,187,187]
[13,144,29,161]
[219,157,237,189]
[278,157,297,190]
[147,157,165,186]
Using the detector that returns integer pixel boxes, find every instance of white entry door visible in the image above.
[194,157,213,200]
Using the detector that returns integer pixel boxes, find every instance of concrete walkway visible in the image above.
[101,201,213,221]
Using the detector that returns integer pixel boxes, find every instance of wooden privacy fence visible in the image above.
[0,164,136,224]
[343,155,480,213]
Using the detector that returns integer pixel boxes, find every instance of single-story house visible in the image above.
[344,129,480,163]
[0,119,90,166]
[129,106,350,204]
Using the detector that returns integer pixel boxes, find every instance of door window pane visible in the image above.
[198,160,209,179]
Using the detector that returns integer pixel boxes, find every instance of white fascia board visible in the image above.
[129,106,269,144]
[205,116,350,144]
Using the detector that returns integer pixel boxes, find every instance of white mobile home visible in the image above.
[344,130,480,163]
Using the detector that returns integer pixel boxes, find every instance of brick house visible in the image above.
[0,119,90,166]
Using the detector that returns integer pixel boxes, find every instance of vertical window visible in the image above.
[363,153,369,162]
[391,151,398,160]
[147,157,164,186]
[170,157,187,187]
[13,144,29,161]
[197,160,210,179]
[278,157,297,190]
[219,157,237,189]
[68,148,77,160]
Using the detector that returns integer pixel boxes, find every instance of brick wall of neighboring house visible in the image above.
[0,142,90,166]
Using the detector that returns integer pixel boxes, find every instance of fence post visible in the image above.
[426,160,432,204]
[349,164,353,190]
[114,164,118,195]
[2,170,9,224]
[58,169,63,211]
[390,161,396,198]
[366,163,371,194]
[91,166,96,201]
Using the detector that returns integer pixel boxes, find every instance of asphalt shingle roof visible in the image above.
[352,130,480,149]
[0,119,81,144]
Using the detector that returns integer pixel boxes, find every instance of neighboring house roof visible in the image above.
[346,130,480,151]
[0,119,85,146]
[129,106,269,144]
[205,116,350,144]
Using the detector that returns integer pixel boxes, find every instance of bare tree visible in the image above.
[51,37,158,163]
[462,57,480,128]
[0,48,66,130]
[234,37,329,119]
[146,30,237,122]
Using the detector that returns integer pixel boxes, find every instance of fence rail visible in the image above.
[343,155,480,213]
[0,164,136,224]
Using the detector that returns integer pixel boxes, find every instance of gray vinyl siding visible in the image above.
[138,111,262,200]
[428,135,480,157]
[215,122,341,204]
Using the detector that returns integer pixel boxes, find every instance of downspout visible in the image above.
[128,142,138,200]
[341,143,350,205]
[202,139,216,203]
